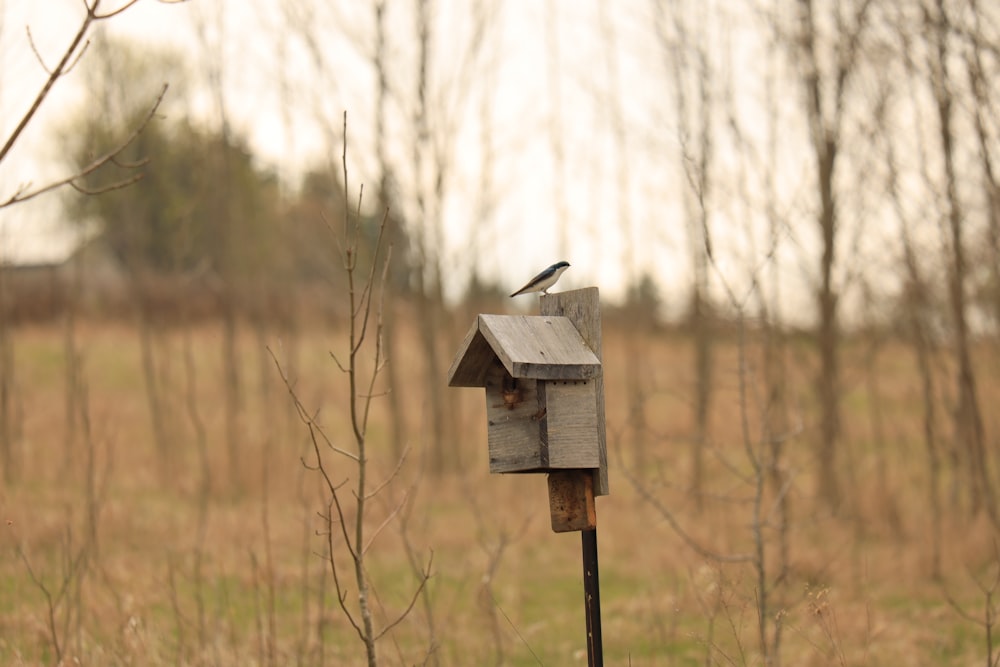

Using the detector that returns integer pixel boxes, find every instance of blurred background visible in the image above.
[4,0,889,318]
[2,0,1000,664]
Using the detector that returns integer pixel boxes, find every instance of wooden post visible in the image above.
[548,470,596,532]
[541,288,605,667]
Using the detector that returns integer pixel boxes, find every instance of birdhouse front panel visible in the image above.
[538,379,601,469]
[484,362,544,473]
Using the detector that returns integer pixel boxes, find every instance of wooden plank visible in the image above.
[548,470,596,532]
[478,314,602,380]
[543,380,601,468]
[447,323,496,387]
[449,314,602,386]
[485,363,543,472]
[541,288,609,496]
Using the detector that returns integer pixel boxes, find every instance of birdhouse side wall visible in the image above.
[484,364,544,473]
[540,380,601,469]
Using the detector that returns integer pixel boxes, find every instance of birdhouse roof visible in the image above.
[447,314,602,387]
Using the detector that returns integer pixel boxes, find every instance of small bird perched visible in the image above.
[509,261,571,297]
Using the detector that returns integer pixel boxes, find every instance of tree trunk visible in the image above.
[692,280,711,508]
[815,137,841,508]
[0,263,15,483]
[929,0,995,522]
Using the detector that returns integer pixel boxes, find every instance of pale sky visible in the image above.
[0,0,903,326]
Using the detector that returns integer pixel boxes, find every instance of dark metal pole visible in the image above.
[582,527,603,666]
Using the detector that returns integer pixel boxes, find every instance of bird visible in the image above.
[509,261,571,297]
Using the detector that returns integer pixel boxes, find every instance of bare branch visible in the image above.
[26,27,53,75]
[15,539,87,664]
[328,350,349,374]
[267,346,358,461]
[622,464,753,564]
[93,0,142,21]
[354,209,390,352]
[329,479,358,563]
[373,551,434,642]
[324,499,364,641]
[362,492,407,556]
[110,153,152,170]
[0,0,147,167]
[0,83,169,209]
[365,444,410,501]
[68,173,144,196]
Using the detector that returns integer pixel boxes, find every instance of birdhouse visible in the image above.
[452,289,609,651]
[448,294,608,494]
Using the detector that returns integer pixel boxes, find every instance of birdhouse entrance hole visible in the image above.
[484,361,600,474]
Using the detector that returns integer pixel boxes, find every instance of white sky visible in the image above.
[0,0,923,327]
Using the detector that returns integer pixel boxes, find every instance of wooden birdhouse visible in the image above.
[448,288,608,499]
[451,288,610,650]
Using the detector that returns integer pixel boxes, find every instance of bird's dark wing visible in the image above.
[529,265,557,283]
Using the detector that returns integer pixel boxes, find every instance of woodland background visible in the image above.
[3,0,1000,665]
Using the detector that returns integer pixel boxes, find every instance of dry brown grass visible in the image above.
[1,314,998,665]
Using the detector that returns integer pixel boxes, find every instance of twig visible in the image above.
[1,84,168,209]
[267,346,359,462]
[15,541,87,664]
[489,589,544,666]
[621,464,754,564]
[374,551,434,641]
[0,0,143,166]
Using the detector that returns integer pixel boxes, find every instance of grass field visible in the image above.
[1,313,999,666]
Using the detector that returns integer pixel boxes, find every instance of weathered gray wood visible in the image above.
[478,314,602,380]
[484,362,544,472]
[540,380,601,468]
[449,293,607,484]
[541,288,609,495]
[449,314,602,387]
[447,322,495,387]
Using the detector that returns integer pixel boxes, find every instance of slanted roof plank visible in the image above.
[447,323,496,387]
[478,314,601,380]
[447,313,602,387]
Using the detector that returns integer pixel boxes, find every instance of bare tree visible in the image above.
[273,114,431,666]
[623,299,801,665]
[0,256,16,483]
[190,1,247,491]
[408,0,450,472]
[277,0,495,472]
[69,37,181,474]
[875,22,946,571]
[923,0,996,523]
[0,0,167,208]
[652,0,716,505]
[760,0,794,592]
[597,0,653,473]
[964,0,1000,329]
[371,0,410,462]
[792,0,875,508]
[466,1,501,305]
[0,1,169,483]
[406,0,493,471]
